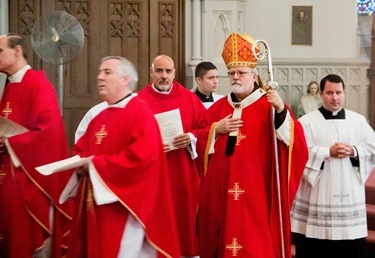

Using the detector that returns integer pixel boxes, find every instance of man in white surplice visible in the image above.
[291,74,375,258]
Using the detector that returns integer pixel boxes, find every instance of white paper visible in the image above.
[154,108,184,151]
[35,155,94,176]
[0,117,28,137]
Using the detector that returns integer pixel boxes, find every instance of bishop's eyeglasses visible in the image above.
[227,71,252,78]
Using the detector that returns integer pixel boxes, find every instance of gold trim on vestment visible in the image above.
[288,118,295,195]
[204,122,217,177]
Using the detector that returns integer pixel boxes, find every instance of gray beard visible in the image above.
[231,83,247,94]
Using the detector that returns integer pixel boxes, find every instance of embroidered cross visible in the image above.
[333,190,350,203]
[228,182,245,200]
[0,165,5,184]
[2,102,12,118]
[95,125,107,144]
[226,238,243,256]
[236,130,246,145]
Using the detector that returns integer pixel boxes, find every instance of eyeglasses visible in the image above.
[227,71,251,78]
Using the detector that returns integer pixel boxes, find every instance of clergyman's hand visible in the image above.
[330,142,354,158]
[215,114,243,135]
[75,164,89,176]
[266,89,284,113]
[173,134,191,149]
[0,137,6,153]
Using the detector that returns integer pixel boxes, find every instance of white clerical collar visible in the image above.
[107,93,137,108]
[151,83,173,94]
[227,88,266,109]
[322,105,343,116]
[8,65,31,83]
[331,109,342,116]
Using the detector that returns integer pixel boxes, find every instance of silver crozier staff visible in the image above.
[252,40,285,258]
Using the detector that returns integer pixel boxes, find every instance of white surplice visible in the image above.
[291,108,375,240]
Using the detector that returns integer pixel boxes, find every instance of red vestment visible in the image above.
[138,82,206,255]
[196,93,308,258]
[70,96,180,258]
[0,69,73,257]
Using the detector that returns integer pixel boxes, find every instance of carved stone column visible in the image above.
[368,15,375,128]
[0,0,9,34]
[0,0,9,90]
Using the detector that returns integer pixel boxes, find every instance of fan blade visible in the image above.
[31,11,84,64]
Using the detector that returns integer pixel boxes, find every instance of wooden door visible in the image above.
[9,0,185,148]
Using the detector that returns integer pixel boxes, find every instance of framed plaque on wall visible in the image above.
[292,5,313,45]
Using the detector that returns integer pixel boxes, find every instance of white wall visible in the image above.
[246,0,359,59]
[185,0,371,118]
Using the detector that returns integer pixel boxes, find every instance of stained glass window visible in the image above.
[358,0,374,15]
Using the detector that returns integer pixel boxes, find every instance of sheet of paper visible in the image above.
[0,116,29,137]
[154,108,184,151]
[35,155,94,176]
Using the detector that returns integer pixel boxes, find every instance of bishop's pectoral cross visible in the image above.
[226,238,243,256]
[95,125,107,144]
[2,102,12,118]
[0,165,6,184]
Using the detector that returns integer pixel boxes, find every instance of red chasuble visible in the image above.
[196,93,308,258]
[0,69,73,257]
[70,97,180,258]
[138,82,206,255]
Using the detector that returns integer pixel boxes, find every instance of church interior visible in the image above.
[1,0,375,256]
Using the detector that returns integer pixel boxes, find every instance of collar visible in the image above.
[8,65,31,83]
[319,106,345,119]
[113,93,133,104]
[194,89,213,102]
[107,93,137,108]
[227,88,266,110]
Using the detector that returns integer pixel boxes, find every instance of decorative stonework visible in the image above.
[109,2,124,37]
[75,2,90,36]
[256,63,369,119]
[108,2,141,38]
[160,3,175,38]
[126,2,141,38]
[19,0,36,35]
[57,0,90,36]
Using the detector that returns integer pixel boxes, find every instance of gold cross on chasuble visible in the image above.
[0,165,5,184]
[2,102,12,118]
[95,125,107,144]
[228,182,245,200]
[236,130,246,146]
[226,238,243,256]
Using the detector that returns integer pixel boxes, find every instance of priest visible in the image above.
[196,32,308,258]
[138,55,206,257]
[67,56,180,258]
[291,74,375,258]
[0,33,73,257]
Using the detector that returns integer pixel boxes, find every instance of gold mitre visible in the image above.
[222,32,259,69]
